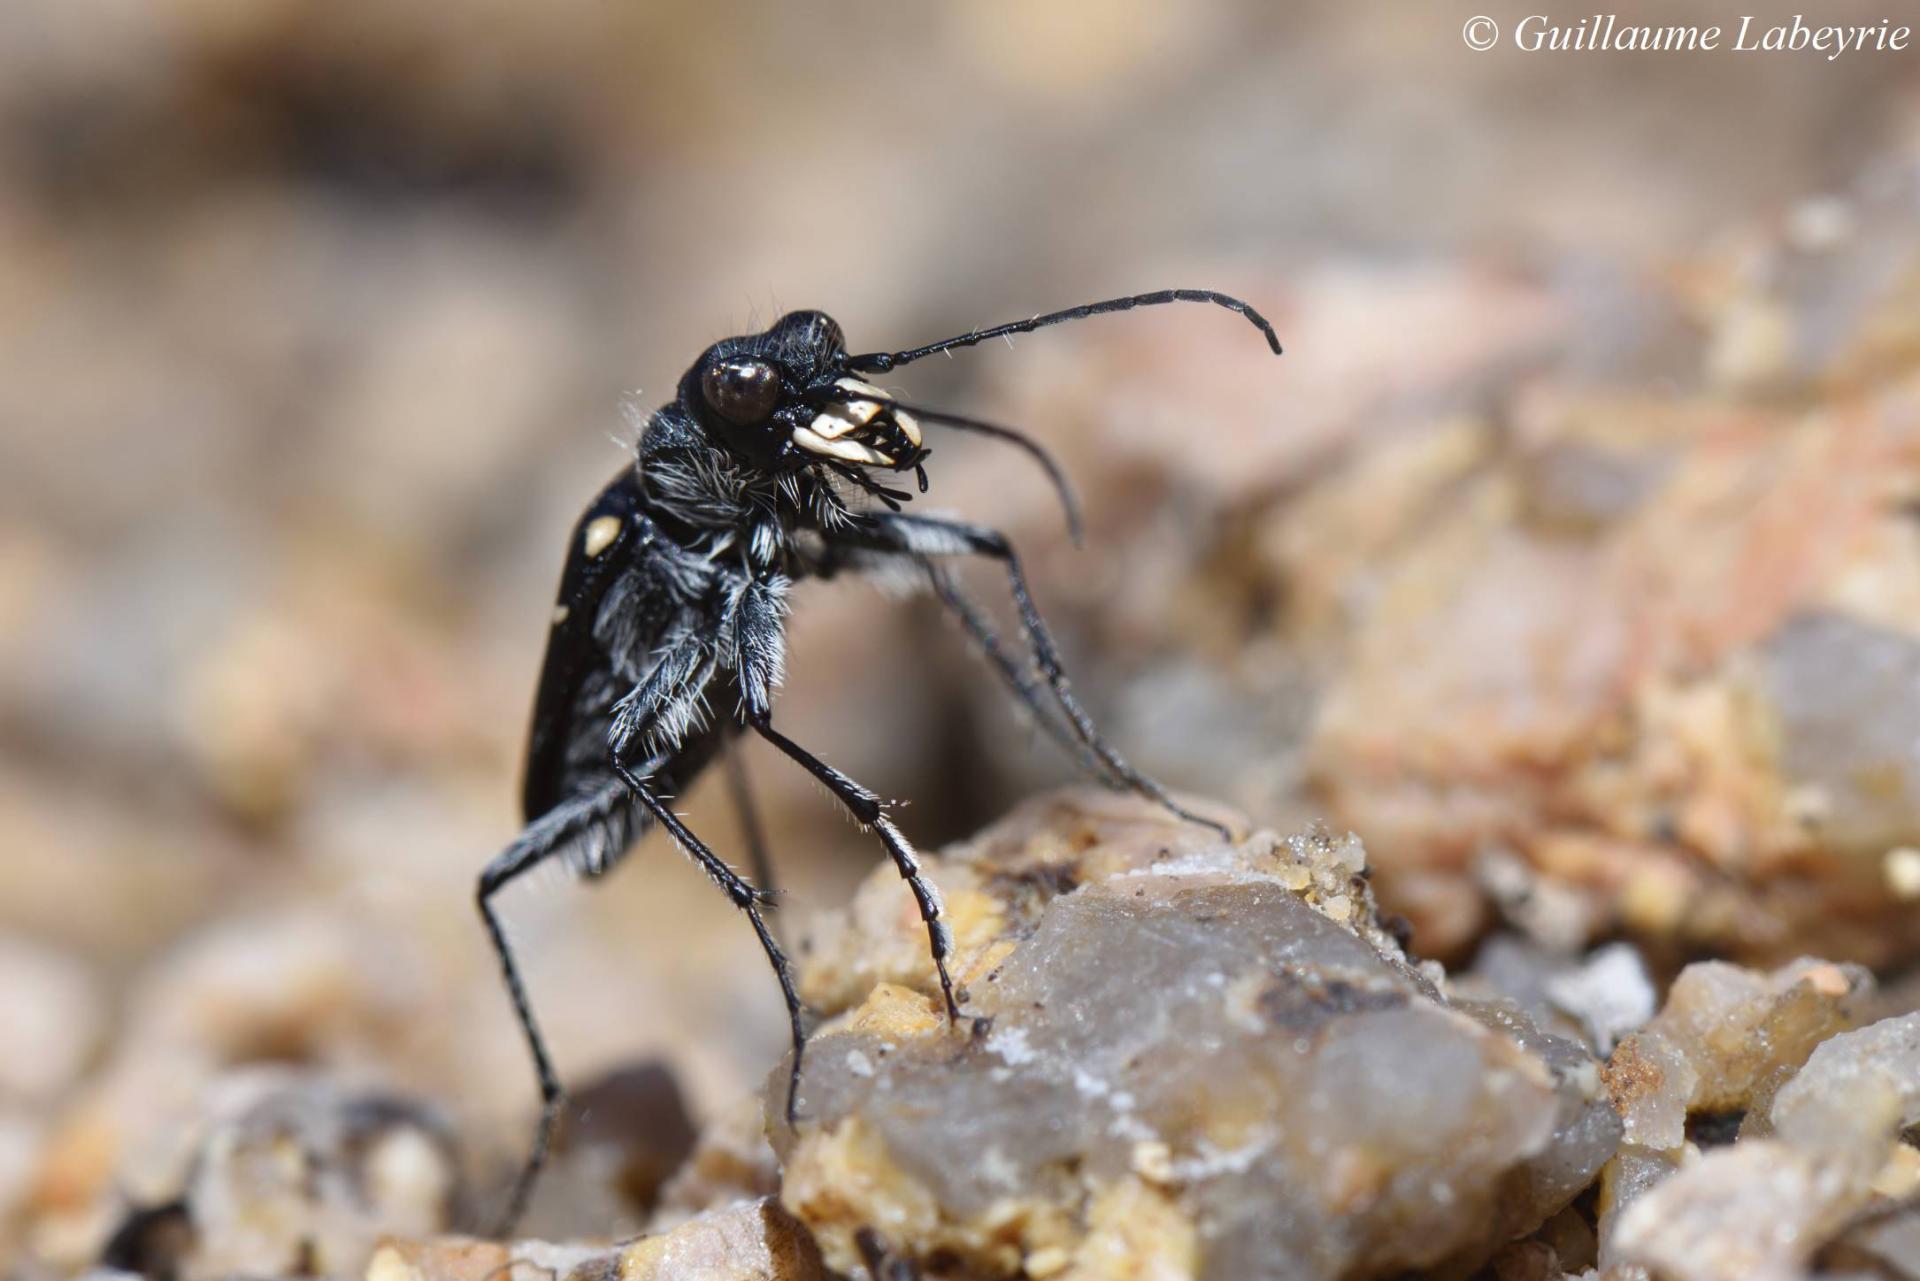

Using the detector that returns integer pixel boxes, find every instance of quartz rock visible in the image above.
[1606,957,1871,1137]
[366,1199,823,1281]
[1595,1142,1686,1264]
[0,935,103,1269]
[616,1199,825,1281]
[651,1092,780,1226]
[1465,937,1657,1060]
[775,791,1617,1280]
[21,912,440,1273]
[0,1111,43,1267]
[516,1061,698,1241]
[1539,942,1656,1056]
[1825,1204,1920,1280]
[1286,245,1920,972]
[83,1068,462,1281]
[1762,612,1920,854]
[1610,1140,1854,1281]
[1464,999,1624,1245]
[1602,1031,1696,1151]
[1609,1013,1920,1281]
[0,935,102,1106]
[1770,1013,1920,1175]
[1460,935,1595,1046]
[1594,957,1875,1267]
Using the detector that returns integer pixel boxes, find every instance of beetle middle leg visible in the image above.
[723,736,781,939]
[609,758,807,1121]
[604,624,807,1121]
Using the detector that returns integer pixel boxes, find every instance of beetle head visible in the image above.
[679,311,922,476]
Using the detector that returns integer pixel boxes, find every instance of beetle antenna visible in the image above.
[844,288,1282,374]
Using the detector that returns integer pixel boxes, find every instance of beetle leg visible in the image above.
[477,781,630,1235]
[831,512,1232,840]
[609,759,805,1122]
[746,713,962,1024]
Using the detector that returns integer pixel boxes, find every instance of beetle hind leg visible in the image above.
[476,782,633,1236]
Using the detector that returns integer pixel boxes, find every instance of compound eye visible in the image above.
[700,358,781,425]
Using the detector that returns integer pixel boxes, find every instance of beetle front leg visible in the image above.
[746,710,961,1022]
[727,575,962,1024]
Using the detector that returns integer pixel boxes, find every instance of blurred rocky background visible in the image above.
[4,0,1920,1277]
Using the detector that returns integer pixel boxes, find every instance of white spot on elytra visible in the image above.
[551,604,570,625]
[583,515,622,557]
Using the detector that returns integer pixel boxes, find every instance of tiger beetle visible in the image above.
[480,290,1282,1231]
